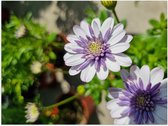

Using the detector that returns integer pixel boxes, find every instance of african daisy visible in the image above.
[64,17,132,82]
[107,65,167,124]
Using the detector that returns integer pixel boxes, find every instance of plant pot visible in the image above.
[53,92,95,124]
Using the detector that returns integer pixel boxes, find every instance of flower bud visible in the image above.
[77,85,85,95]
[15,24,26,39]
[101,0,117,10]
[30,61,42,74]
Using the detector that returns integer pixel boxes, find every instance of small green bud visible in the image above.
[77,85,85,95]
[101,0,117,10]
[49,51,57,60]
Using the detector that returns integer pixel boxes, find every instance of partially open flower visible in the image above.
[25,102,40,123]
[15,24,26,38]
[107,65,167,124]
[30,61,42,74]
[55,69,64,83]
[101,0,117,10]
[64,17,132,82]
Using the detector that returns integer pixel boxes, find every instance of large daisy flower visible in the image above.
[107,65,167,124]
[25,102,40,123]
[64,17,132,82]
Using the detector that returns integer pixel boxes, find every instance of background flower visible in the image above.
[25,102,40,123]
[64,17,132,82]
[107,65,167,124]
[30,61,42,74]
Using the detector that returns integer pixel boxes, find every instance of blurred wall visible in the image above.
[2,1,167,34]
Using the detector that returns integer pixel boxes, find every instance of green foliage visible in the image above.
[147,13,167,35]
[77,76,111,105]
[2,105,26,124]
[127,13,167,74]
[79,74,124,105]
[2,14,57,104]
[84,9,110,24]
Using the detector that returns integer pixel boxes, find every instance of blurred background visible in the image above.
[2,1,167,124]
[2,1,166,34]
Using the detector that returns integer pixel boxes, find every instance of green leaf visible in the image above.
[47,32,57,43]
[149,19,160,28]
[160,12,165,22]
[49,51,57,60]
[2,105,26,124]
[99,10,108,22]
[120,19,127,28]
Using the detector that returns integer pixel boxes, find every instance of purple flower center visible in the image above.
[118,82,167,124]
[131,90,155,112]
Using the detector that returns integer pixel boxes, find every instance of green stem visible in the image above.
[112,9,120,23]
[51,42,64,48]
[41,94,80,110]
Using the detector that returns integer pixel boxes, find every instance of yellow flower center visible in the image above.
[137,96,145,106]
[88,42,102,55]
[31,105,39,115]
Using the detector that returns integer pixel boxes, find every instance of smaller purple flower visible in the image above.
[107,65,167,124]
[64,17,133,82]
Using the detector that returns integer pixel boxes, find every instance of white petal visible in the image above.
[160,88,167,98]
[120,69,130,81]
[63,53,72,61]
[66,34,78,44]
[114,53,132,67]
[140,65,150,89]
[112,23,124,37]
[153,105,167,123]
[80,20,91,37]
[108,89,124,99]
[91,18,101,29]
[125,35,133,43]
[150,67,164,85]
[91,21,100,38]
[105,58,120,72]
[69,67,81,76]
[119,35,133,44]
[73,25,87,39]
[108,30,126,46]
[80,64,96,82]
[106,99,119,110]
[114,116,131,124]
[130,65,140,79]
[160,79,167,98]
[64,43,81,53]
[110,43,130,54]
[153,112,167,124]
[109,100,128,118]
[96,67,109,80]
[101,17,114,36]
[64,53,85,66]
[160,78,167,88]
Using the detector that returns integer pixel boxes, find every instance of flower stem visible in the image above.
[42,94,80,110]
[112,9,120,23]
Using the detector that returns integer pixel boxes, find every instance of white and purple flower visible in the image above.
[64,17,132,82]
[107,65,167,124]
[25,102,39,123]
